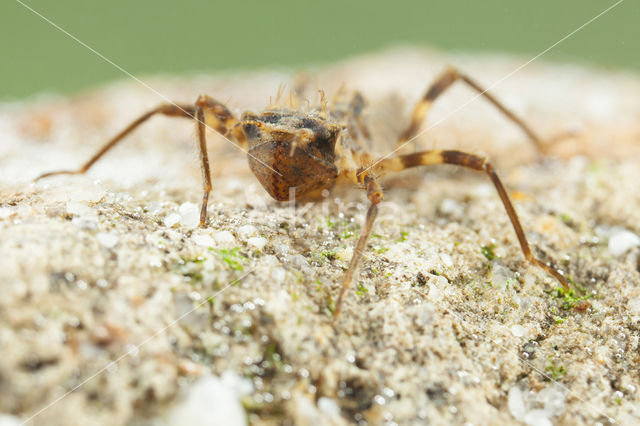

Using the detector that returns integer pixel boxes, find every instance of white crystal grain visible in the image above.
[214,230,236,247]
[608,229,640,257]
[192,233,215,247]
[164,213,181,227]
[97,232,118,248]
[179,202,200,228]
[508,386,526,420]
[511,325,526,338]
[317,397,340,417]
[247,236,267,251]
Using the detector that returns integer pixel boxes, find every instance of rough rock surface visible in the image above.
[1,48,640,425]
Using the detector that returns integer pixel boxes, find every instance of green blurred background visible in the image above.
[1,0,637,101]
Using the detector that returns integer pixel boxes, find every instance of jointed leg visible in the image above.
[34,96,239,182]
[195,95,239,138]
[398,67,546,153]
[349,92,372,141]
[373,150,569,289]
[333,172,383,319]
[194,96,213,227]
[34,104,196,181]
[332,91,372,141]
[187,94,241,227]
[35,95,240,228]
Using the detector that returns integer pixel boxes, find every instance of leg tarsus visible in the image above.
[199,190,210,228]
[529,257,567,289]
[34,169,83,182]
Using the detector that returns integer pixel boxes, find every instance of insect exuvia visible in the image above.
[36,66,569,318]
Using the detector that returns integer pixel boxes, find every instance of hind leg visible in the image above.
[398,67,546,154]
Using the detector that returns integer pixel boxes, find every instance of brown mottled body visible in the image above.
[35,66,569,319]
[242,111,341,200]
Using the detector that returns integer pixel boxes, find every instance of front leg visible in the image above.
[333,171,383,320]
[35,94,240,229]
[193,94,241,227]
[34,104,196,181]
